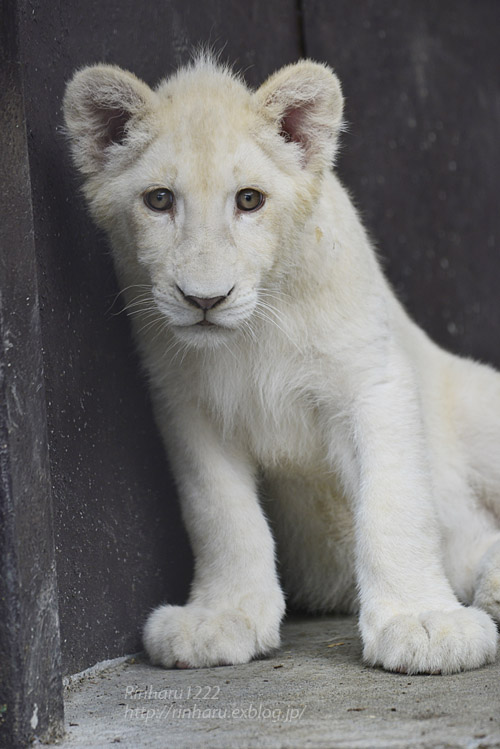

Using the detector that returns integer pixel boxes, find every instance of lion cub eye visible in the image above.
[236,188,264,212]
[143,187,174,212]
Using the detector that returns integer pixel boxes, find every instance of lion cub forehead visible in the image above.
[148,64,267,179]
[155,60,255,126]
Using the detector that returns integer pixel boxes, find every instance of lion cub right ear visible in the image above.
[255,60,344,173]
[63,65,156,177]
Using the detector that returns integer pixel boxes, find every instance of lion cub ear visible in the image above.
[63,65,156,176]
[255,60,344,172]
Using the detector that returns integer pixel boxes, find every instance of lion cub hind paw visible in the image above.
[143,603,281,669]
[364,607,498,675]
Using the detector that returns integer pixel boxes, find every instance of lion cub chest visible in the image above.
[198,347,329,473]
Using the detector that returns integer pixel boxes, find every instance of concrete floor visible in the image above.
[55,615,500,749]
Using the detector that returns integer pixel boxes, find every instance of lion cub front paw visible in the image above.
[363,607,497,674]
[143,597,284,669]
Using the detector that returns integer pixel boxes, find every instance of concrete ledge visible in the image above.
[56,615,500,748]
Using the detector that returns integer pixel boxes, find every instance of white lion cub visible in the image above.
[64,55,500,674]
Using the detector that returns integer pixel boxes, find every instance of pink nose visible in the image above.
[184,294,226,310]
[176,285,234,310]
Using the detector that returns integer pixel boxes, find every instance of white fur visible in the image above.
[64,55,500,674]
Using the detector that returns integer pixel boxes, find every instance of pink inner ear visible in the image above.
[279,103,311,149]
[92,103,131,148]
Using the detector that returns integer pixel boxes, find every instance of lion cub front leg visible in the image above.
[143,406,285,669]
[344,355,498,674]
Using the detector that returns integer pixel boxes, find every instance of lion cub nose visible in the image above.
[178,286,233,311]
[186,295,226,310]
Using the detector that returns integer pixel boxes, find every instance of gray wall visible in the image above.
[305,0,500,366]
[1,0,499,745]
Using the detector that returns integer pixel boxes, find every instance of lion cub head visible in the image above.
[64,56,343,348]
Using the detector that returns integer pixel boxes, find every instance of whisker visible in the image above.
[161,337,182,363]
[106,284,153,315]
[150,318,170,346]
[177,342,192,367]
[109,296,156,317]
[256,297,294,331]
[136,316,165,336]
[252,305,302,354]
[258,286,294,303]
[219,336,239,364]
[125,307,160,318]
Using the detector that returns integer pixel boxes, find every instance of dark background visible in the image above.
[1,1,499,744]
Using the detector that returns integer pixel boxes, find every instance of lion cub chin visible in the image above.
[64,55,500,674]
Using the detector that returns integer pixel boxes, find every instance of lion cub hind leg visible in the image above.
[263,472,358,614]
[456,357,500,514]
[474,537,500,624]
[450,358,500,624]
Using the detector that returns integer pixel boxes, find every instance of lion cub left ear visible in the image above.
[255,60,344,172]
[63,65,156,177]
